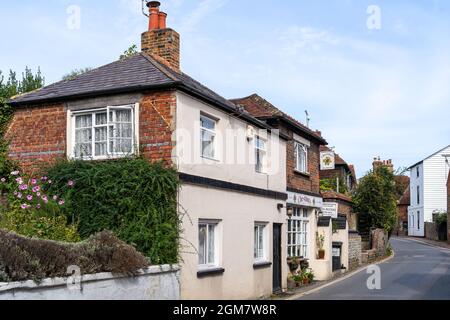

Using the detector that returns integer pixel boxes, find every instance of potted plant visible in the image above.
[316,232,325,259]
[287,256,300,272]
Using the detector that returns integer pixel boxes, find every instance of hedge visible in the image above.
[0,230,149,282]
[44,158,180,265]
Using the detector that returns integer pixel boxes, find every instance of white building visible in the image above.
[408,145,450,237]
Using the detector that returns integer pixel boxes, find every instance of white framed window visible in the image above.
[200,114,217,159]
[294,142,308,173]
[254,223,268,262]
[255,136,267,173]
[198,220,219,269]
[417,186,420,205]
[287,208,309,258]
[71,105,136,160]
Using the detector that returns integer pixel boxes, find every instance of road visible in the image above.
[299,237,450,300]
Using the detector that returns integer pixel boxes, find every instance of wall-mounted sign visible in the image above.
[320,151,336,170]
[287,192,323,209]
[322,202,338,218]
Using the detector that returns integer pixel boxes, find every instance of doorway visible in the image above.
[272,224,282,293]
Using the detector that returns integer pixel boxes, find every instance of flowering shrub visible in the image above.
[0,170,80,242]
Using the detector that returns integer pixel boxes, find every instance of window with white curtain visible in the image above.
[254,223,267,262]
[287,208,309,258]
[198,221,218,268]
[294,142,308,173]
[72,105,135,160]
[200,115,216,159]
[255,136,267,173]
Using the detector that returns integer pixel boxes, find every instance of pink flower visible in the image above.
[19,184,28,191]
[32,186,40,193]
[17,193,23,199]
[16,178,24,185]
[11,171,20,176]
[20,204,29,210]
[53,195,58,201]
[68,180,75,187]
[41,176,48,181]
[36,204,41,209]
[36,192,41,197]
[27,195,33,201]
[1,178,6,183]
[58,200,65,206]
[13,191,18,196]
[30,179,38,185]
[42,195,49,203]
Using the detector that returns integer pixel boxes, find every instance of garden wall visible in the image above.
[0,265,180,300]
[348,231,362,270]
[425,222,439,241]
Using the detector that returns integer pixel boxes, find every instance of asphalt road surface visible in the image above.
[299,237,450,300]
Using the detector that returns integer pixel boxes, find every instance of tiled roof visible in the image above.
[9,53,239,114]
[321,191,353,203]
[398,187,410,205]
[230,94,327,144]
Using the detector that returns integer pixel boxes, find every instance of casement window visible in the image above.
[71,105,136,160]
[200,115,217,159]
[287,208,309,258]
[254,223,268,262]
[255,136,267,173]
[198,221,219,268]
[417,212,420,230]
[294,142,308,173]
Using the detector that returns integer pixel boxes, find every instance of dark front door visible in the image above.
[332,243,342,272]
[273,224,282,293]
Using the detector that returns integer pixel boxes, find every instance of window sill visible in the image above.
[197,267,225,278]
[253,261,272,270]
[201,156,220,163]
[294,170,311,178]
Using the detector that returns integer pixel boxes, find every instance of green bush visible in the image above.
[0,208,80,243]
[44,158,180,264]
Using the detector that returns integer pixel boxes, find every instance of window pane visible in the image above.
[95,127,107,142]
[95,143,107,157]
[198,225,207,265]
[75,143,92,158]
[115,109,132,122]
[96,113,107,125]
[201,116,215,130]
[76,128,92,143]
[254,226,258,259]
[76,115,92,128]
[258,226,264,259]
[208,225,215,264]
[201,130,215,158]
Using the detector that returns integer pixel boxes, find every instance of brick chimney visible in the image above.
[141,1,180,72]
[373,157,394,173]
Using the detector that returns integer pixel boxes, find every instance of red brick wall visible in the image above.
[139,90,176,164]
[6,90,177,174]
[6,103,66,174]
[285,129,321,195]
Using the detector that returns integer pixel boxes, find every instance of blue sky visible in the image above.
[1,0,449,177]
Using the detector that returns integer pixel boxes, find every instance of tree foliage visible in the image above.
[353,166,397,234]
[0,67,44,177]
[62,67,92,81]
[120,44,138,60]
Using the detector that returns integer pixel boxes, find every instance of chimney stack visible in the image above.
[142,1,180,72]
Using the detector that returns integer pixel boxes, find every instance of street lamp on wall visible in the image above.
[287,207,294,218]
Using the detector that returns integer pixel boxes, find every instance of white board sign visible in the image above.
[320,151,336,170]
[287,192,323,209]
[322,202,338,218]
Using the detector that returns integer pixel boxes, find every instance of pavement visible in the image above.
[292,237,450,300]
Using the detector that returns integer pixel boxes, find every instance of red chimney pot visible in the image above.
[158,12,167,29]
[147,1,161,31]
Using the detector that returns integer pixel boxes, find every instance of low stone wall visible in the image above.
[425,222,439,241]
[348,232,362,270]
[0,265,180,300]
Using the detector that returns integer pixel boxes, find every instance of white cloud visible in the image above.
[179,0,227,33]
